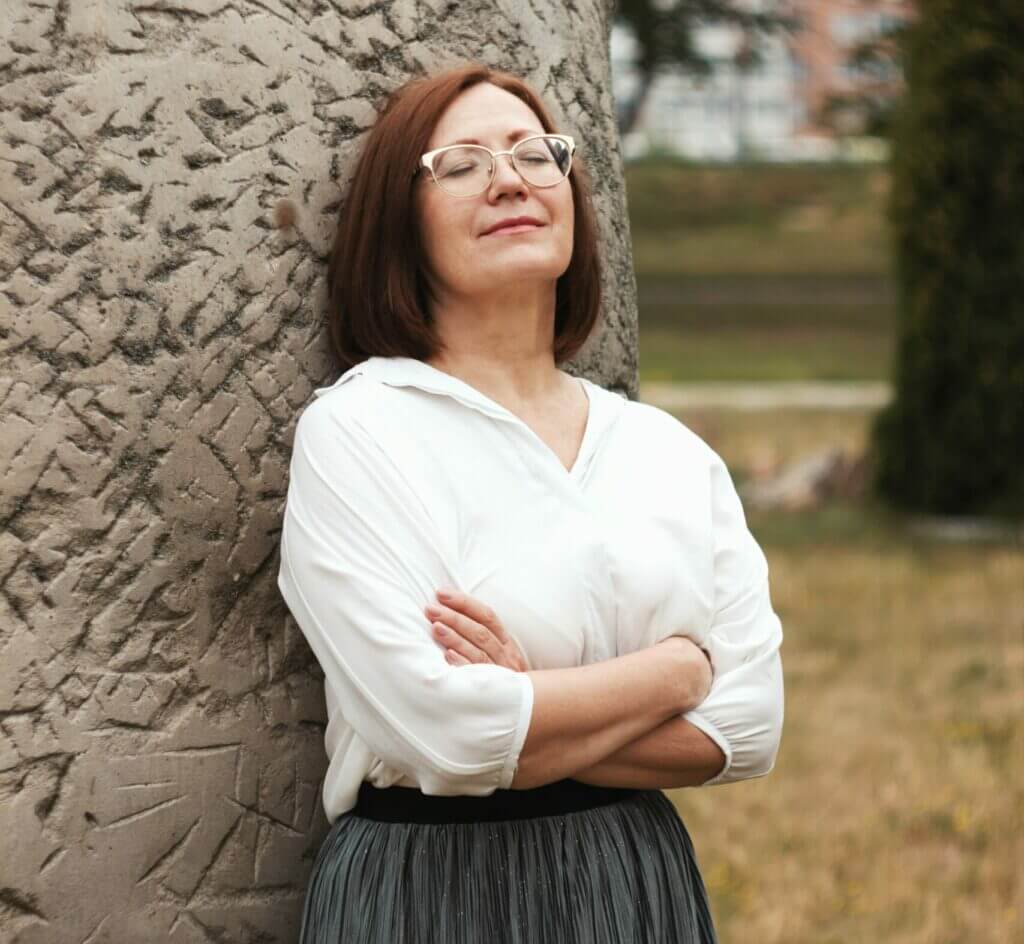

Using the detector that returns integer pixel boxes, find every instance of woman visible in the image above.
[277,62,785,943]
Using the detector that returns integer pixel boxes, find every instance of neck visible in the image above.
[425,281,565,404]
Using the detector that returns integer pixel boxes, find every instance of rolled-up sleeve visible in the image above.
[276,398,535,796]
[684,448,785,785]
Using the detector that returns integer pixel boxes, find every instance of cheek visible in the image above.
[425,194,472,243]
[419,200,458,261]
[553,187,574,230]
[419,202,483,283]
[556,190,574,250]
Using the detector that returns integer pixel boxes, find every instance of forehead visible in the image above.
[428,83,544,149]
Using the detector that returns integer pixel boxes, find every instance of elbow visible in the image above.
[752,725,783,780]
[749,664,784,780]
[722,720,782,785]
[703,732,777,786]
[750,674,785,780]
[749,641,785,780]
[359,718,517,796]
[695,654,784,786]
[436,669,534,789]
[367,668,534,795]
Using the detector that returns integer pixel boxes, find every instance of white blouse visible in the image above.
[277,355,785,823]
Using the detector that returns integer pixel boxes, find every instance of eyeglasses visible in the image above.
[415,134,576,197]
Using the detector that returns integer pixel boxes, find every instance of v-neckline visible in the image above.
[323,356,618,483]
[416,360,594,478]
[562,377,593,476]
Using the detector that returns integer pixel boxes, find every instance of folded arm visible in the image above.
[277,398,708,797]
[571,714,728,789]
[574,447,786,789]
[512,636,710,789]
[277,399,534,796]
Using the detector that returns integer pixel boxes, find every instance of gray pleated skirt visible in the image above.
[299,778,718,943]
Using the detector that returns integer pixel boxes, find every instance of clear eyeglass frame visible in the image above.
[415,133,576,197]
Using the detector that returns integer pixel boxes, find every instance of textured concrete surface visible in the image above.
[0,1,638,940]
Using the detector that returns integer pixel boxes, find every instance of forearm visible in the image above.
[511,639,700,789]
[571,715,727,790]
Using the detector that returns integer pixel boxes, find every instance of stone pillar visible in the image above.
[0,1,637,939]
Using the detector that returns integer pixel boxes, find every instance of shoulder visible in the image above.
[289,373,397,474]
[617,395,722,471]
[614,400,764,577]
[293,371,398,443]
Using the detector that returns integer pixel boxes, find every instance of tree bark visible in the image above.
[0,1,640,939]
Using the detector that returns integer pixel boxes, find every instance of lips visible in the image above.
[481,216,544,236]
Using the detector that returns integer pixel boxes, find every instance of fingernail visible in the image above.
[436,589,452,600]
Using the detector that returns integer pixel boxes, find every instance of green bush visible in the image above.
[868,0,1024,518]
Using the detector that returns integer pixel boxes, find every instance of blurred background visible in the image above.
[608,1,1023,941]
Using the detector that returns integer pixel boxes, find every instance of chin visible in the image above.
[488,259,566,282]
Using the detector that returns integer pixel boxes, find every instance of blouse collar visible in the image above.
[314,355,628,479]
[316,356,516,422]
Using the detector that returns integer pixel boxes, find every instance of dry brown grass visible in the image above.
[680,406,874,479]
[664,408,1024,943]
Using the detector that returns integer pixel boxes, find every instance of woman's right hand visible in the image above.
[655,636,714,709]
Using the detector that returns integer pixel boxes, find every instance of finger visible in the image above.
[431,621,489,664]
[445,648,470,666]
[427,603,503,663]
[435,589,509,644]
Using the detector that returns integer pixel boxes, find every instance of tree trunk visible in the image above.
[0,0,639,939]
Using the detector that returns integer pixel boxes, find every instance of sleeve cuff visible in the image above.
[682,708,733,785]
[500,672,535,789]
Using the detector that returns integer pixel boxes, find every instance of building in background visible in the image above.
[612,0,912,162]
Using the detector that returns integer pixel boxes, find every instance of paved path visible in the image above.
[638,380,892,410]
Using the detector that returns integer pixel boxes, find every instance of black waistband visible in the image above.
[352,778,643,824]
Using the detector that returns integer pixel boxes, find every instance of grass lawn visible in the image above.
[625,161,894,278]
[662,406,1024,943]
[623,164,1021,940]
[638,302,895,383]
[625,161,898,383]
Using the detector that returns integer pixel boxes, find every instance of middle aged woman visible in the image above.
[277,60,785,943]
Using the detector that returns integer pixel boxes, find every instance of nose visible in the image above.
[487,152,529,200]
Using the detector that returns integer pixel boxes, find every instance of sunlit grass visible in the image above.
[661,407,1024,943]
[678,406,875,482]
[624,161,1021,940]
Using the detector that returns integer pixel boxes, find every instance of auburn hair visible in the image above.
[326,62,603,373]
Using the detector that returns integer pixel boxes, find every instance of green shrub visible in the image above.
[868,0,1024,518]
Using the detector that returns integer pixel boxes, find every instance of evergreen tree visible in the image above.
[869,0,1024,518]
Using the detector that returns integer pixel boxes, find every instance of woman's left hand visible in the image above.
[424,589,528,672]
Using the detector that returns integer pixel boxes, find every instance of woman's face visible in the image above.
[414,82,575,301]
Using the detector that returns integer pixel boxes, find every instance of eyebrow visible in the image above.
[446,128,543,147]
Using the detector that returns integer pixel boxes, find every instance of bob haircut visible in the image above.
[326,62,603,372]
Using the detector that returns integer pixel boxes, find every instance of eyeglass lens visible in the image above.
[431,136,572,196]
